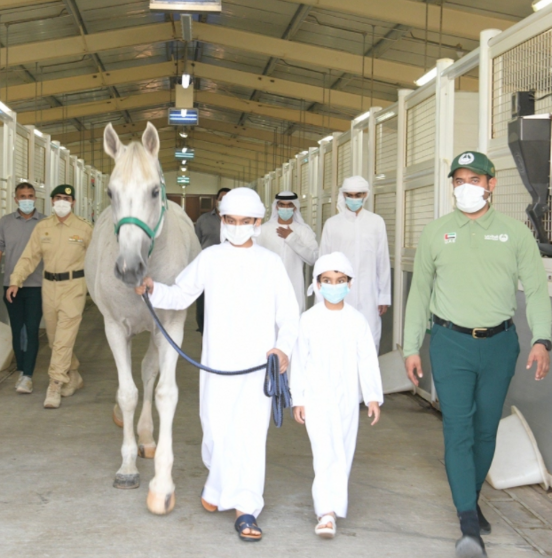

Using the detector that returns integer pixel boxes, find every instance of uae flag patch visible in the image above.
[444,232,457,244]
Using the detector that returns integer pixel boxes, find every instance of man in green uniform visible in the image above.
[403,152,551,558]
[7,185,93,410]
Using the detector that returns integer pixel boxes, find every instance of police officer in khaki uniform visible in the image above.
[6,185,93,409]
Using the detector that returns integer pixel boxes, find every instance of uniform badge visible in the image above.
[65,187,71,194]
[68,234,83,243]
[459,153,475,165]
[444,232,457,244]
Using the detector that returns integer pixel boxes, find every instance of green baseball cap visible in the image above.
[448,151,495,178]
[50,184,75,198]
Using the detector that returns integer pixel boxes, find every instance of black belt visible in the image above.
[44,270,85,282]
[433,316,513,339]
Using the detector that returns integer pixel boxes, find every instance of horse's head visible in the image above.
[104,122,166,287]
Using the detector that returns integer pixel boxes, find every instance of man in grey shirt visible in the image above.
[0,182,45,394]
[194,187,230,333]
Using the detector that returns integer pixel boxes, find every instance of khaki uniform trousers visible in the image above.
[42,277,87,384]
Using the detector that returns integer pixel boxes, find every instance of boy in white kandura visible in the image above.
[136,188,299,542]
[290,251,383,539]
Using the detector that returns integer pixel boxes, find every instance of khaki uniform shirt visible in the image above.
[10,212,93,287]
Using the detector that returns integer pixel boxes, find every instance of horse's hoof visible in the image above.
[138,444,156,459]
[113,473,140,489]
[112,404,123,428]
[147,490,175,515]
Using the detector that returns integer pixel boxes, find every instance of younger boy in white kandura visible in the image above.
[290,251,383,539]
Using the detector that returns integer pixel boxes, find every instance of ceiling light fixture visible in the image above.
[33,129,44,138]
[179,131,188,138]
[181,74,191,89]
[355,110,371,123]
[532,0,552,10]
[415,67,437,87]
[317,135,334,145]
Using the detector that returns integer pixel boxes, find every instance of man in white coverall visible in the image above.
[257,191,318,311]
[136,187,299,542]
[319,176,391,350]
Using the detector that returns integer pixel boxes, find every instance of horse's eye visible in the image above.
[107,189,112,198]
[152,188,159,198]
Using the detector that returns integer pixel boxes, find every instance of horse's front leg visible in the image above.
[137,336,159,459]
[105,320,140,489]
[146,312,184,515]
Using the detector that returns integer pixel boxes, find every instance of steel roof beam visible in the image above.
[8,59,372,111]
[277,0,514,41]
[52,118,316,151]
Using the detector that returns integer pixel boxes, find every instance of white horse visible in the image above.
[85,122,200,514]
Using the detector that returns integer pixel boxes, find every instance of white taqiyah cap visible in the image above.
[219,187,266,219]
[308,251,355,302]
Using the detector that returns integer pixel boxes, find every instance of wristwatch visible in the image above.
[534,339,552,351]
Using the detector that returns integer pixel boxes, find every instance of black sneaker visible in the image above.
[477,503,491,535]
[455,535,487,558]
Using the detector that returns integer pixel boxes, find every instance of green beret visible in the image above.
[50,184,75,198]
[448,151,496,178]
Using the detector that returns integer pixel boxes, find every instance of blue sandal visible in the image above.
[235,514,262,542]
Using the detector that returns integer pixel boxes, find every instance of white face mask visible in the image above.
[222,223,259,246]
[453,184,489,214]
[52,199,72,218]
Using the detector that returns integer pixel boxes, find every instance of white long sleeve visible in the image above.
[285,226,318,266]
[273,257,300,357]
[150,251,204,310]
[376,219,392,306]
[357,318,384,405]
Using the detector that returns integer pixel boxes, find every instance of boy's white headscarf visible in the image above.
[337,175,370,213]
[219,187,265,243]
[268,191,306,224]
[308,251,355,303]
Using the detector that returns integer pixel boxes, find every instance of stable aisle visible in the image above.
[0,301,550,558]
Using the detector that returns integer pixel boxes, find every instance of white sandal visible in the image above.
[315,514,336,539]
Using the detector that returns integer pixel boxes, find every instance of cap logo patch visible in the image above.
[65,187,71,194]
[459,153,475,165]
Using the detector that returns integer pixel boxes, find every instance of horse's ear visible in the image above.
[104,123,123,160]
[142,122,160,159]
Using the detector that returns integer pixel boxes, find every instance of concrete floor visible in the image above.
[1,301,551,558]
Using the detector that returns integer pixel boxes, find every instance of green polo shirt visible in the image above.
[403,206,552,357]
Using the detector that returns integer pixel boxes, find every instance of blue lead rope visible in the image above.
[142,292,292,427]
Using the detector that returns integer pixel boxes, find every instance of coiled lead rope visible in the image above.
[142,292,291,427]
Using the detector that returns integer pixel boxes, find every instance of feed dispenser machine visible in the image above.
[508,101,552,256]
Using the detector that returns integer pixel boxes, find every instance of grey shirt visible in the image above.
[0,210,45,287]
[195,209,222,250]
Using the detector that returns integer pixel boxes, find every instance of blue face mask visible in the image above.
[345,196,365,212]
[18,199,35,214]
[277,207,294,221]
[319,283,350,304]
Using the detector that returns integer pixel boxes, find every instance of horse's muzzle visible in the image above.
[114,253,147,287]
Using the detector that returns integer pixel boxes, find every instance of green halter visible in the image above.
[114,173,168,257]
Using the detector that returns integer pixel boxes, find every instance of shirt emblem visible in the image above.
[68,235,83,243]
[484,234,509,242]
[444,232,457,244]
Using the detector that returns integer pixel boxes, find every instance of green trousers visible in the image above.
[3,286,43,377]
[429,322,520,513]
